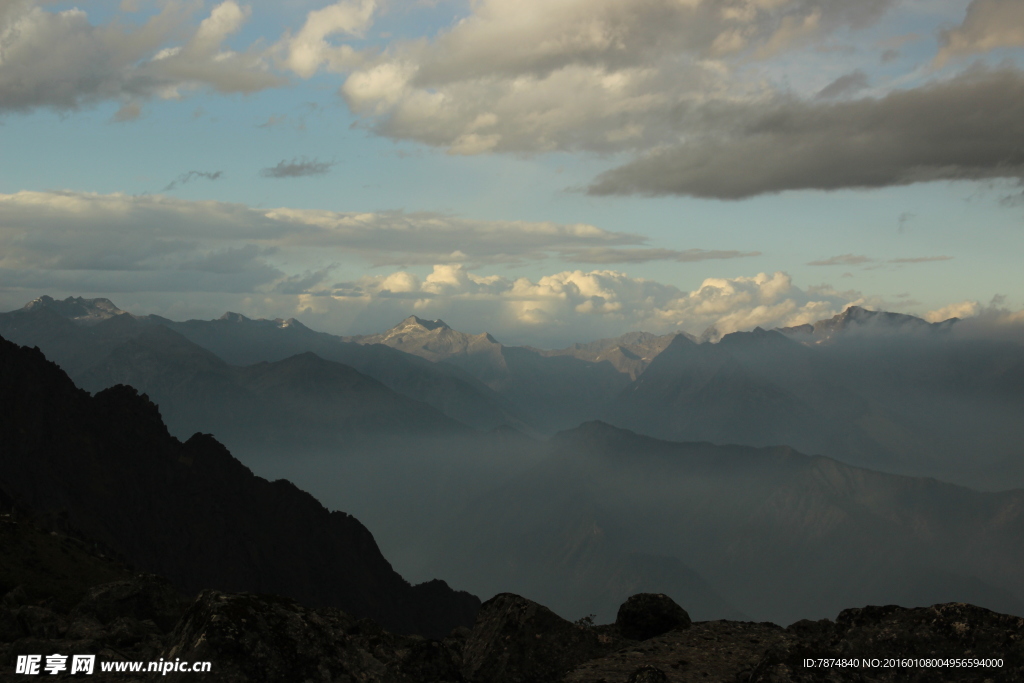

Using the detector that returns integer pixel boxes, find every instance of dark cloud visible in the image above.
[561,247,760,264]
[807,254,871,266]
[888,256,953,263]
[587,68,1024,199]
[112,101,142,122]
[275,268,334,295]
[257,115,288,128]
[815,70,869,99]
[162,170,223,192]
[260,157,335,178]
[897,212,916,233]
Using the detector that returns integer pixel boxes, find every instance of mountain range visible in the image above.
[3,295,1024,627]
[4,295,1022,488]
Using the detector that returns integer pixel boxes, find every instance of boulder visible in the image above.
[615,593,691,641]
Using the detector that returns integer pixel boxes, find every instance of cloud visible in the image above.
[260,157,335,178]
[925,300,981,323]
[334,0,898,155]
[587,67,1024,198]
[815,69,868,99]
[257,114,288,128]
[297,266,871,346]
[560,247,760,264]
[112,101,143,122]
[279,0,376,78]
[0,190,676,295]
[162,170,224,192]
[0,1,284,113]
[888,256,953,264]
[807,254,870,266]
[936,0,1024,67]
[0,189,875,346]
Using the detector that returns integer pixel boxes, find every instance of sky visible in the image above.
[1,0,1023,347]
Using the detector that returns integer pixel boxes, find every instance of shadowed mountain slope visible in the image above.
[416,421,1024,626]
[0,333,480,638]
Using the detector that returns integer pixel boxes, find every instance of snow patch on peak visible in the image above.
[23,295,126,326]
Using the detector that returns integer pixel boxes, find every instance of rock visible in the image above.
[160,590,465,683]
[565,620,791,683]
[16,605,67,639]
[70,574,187,632]
[752,602,1024,682]
[615,593,691,641]
[461,593,609,683]
[0,606,26,641]
[627,665,668,682]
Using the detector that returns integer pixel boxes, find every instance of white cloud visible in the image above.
[307,266,863,345]
[0,1,283,113]
[925,300,981,323]
[280,0,376,78]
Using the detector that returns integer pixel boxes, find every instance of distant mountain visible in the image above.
[777,305,956,343]
[72,324,466,451]
[419,421,1024,625]
[21,294,128,325]
[607,315,1024,489]
[533,331,691,380]
[0,297,523,432]
[348,315,503,362]
[349,316,632,433]
[0,333,479,638]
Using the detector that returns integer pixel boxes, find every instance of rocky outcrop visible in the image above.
[161,590,465,683]
[460,593,625,683]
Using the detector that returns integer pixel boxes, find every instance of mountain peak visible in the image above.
[397,315,451,332]
[825,306,930,338]
[22,295,125,325]
[218,312,251,323]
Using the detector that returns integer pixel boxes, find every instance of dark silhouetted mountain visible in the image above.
[350,316,633,433]
[415,421,1024,626]
[0,333,479,638]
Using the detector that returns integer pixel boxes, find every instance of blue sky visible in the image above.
[1,0,1022,347]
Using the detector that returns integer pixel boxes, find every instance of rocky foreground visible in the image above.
[3,517,1022,683]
